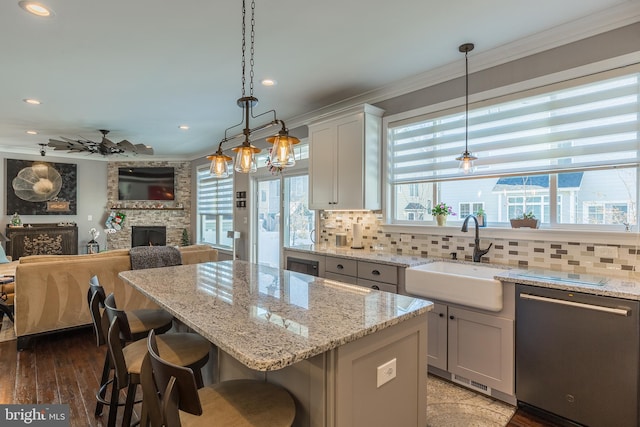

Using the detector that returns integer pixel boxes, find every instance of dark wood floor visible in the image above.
[0,321,561,427]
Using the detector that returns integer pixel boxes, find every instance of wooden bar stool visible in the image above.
[141,329,296,427]
[88,276,175,419]
[105,293,211,427]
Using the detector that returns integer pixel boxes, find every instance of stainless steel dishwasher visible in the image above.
[516,284,639,427]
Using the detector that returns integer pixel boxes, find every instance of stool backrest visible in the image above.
[104,293,133,342]
[147,330,203,422]
[107,312,131,391]
[87,276,108,347]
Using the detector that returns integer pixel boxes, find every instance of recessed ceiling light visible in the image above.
[178,125,190,130]
[26,130,38,135]
[261,79,277,87]
[23,98,41,105]
[18,1,53,17]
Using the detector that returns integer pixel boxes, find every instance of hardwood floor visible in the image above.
[0,323,561,427]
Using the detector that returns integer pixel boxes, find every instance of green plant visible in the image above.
[514,211,536,220]
[431,202,456,216]
[181,228,190,246]
[475,208,486,216]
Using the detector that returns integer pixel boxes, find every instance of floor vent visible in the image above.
[452,374,491,395]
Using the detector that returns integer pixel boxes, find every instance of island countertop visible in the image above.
[119,260,432,371]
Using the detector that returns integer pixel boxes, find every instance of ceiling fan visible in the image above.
[47,129,154,156]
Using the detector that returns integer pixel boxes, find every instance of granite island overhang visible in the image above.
[119,260,432,427]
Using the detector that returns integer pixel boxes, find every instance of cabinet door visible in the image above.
[333,115,364,210]
[308,123,337,210]
[447,307,514,395]
[427,303,448,371]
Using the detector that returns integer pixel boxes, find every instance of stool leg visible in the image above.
[95,351,112,417]
[122,382,137,427]
[107,375,119,427]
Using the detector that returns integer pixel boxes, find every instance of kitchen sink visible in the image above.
[405,261,505,311]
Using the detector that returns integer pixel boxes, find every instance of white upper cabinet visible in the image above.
[308,104,384,210]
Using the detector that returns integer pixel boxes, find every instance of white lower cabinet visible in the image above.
[425,284,515,398]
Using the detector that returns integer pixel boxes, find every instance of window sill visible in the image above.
[380,223,640,246]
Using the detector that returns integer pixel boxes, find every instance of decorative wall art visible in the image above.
[6,159,77,215]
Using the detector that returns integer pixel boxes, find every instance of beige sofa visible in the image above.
[14,244,218,350]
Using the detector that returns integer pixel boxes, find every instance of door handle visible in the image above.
[519,293,631,316]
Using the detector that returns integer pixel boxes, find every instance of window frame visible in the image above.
[195,164,234,250]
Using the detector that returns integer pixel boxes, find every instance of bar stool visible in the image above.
[142,329,296,427]
[88,276,175,418]
[105,293,211,427]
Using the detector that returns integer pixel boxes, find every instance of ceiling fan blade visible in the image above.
[101,137,117,148]
[133,144,154,155]
[116,139,136,151]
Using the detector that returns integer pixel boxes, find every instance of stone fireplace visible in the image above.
[105,161,191,250]
[131,226,166,247]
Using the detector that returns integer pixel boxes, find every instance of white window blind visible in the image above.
[196,166,233,215]
[388,68,640,184]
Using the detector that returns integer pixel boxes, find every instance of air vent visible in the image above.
[452,374,491,395]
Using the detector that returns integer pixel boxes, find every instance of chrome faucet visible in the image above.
[461,215,493,262]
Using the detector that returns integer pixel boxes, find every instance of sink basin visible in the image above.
[405,262,504,311]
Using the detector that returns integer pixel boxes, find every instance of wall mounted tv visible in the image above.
[118,167,175,201]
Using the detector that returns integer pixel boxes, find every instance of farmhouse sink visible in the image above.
[405,262,504,311]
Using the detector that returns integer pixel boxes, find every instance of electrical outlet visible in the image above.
[87,214,92,221]
[400,234,411,243]
[594,245,618,258]
[376,358,397,388]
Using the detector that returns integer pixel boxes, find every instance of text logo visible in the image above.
[0,405,69,426]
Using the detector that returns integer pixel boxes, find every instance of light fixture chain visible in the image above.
[465,49,469,153]
[241,0,246,97]
[249,0,255,96]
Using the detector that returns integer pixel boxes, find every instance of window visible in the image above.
[196,165,234,248]
[387,66,639,228]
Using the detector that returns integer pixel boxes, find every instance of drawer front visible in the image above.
[357,261,397,284]
[357,278,397,293]
[325,271,358,285]
[326,256,357,276]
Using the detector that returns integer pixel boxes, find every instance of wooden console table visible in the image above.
[5,224,78,259]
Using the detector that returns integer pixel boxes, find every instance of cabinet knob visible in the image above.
[438,313,444,318]
[372,285,380,290]
[337,264,344,270]
[372,270,380,276]
[449,315,455,320]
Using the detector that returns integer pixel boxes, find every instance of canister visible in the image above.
[335,233,347,247]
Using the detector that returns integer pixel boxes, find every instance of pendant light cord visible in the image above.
[240,0,256,98]
[464,48,469,154]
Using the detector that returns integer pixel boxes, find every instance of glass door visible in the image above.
[255,173,315,268]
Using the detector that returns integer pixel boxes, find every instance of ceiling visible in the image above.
[0,0,637,161]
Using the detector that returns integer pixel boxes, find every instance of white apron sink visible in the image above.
[405,262,504,311]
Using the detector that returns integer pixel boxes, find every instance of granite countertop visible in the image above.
[496,268,640,300]
[119,260,432,371]
[285,244,430,267]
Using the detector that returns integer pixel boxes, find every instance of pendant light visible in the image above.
[455,42,477,175]
[209,0,298,177]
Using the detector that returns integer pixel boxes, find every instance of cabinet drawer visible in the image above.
[357,261,397,284]
[325,271,358,285]
[357,278,397,293]
[326,256,357,276]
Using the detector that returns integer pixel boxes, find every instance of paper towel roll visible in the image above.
[351,223,364,249]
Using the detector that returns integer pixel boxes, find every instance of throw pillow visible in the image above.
[0,245,9,264]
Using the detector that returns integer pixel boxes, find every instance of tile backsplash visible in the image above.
[319,211,640,279]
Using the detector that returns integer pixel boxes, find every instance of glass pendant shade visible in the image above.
[208,153,232,178]
[456,151,477,174]
[267,133,300,167]
[232,144,260,173]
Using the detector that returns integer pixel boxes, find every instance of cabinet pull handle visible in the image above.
[337,264,344,270]
[372,285,380,290]
[372,270,380,276]
[519,293,631,316]
[449,315,455,320]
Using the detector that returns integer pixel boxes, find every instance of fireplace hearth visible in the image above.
[131,226,166,247]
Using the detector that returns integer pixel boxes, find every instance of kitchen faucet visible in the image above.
[461,215,493,262]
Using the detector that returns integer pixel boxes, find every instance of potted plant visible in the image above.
[432,202,456,226]
[475,208,486,227]
[510,211,540,229]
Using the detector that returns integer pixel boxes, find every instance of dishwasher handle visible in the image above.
[520,293,631,316]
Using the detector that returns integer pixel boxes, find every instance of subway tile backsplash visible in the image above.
[319,211,640,279]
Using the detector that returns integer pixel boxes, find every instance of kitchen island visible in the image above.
[119,260,432,427]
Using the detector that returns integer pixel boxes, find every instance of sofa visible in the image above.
[14,244,218,350]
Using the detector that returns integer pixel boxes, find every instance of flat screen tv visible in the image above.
[118,167,175,201]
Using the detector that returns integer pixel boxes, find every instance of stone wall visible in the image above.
[106,161,191,249]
